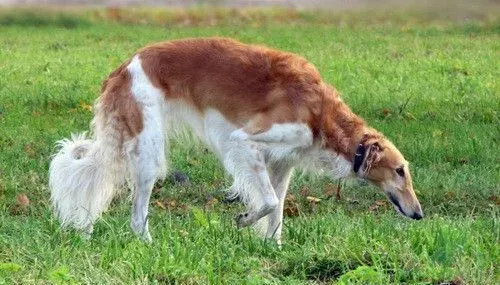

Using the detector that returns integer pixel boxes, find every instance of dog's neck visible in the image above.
[316,84,381,163]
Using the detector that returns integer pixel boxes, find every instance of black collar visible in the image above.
[353,143,366,173]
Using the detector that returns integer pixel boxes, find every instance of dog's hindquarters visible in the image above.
[49,57,159,238]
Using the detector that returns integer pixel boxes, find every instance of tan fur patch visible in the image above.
[99,60,144,140]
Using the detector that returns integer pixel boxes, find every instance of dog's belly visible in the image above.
[161,99,314,166]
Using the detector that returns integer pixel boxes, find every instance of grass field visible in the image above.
[0,7,499,284]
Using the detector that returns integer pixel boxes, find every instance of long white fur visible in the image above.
[49,55,353,243]
[49,113,125,234]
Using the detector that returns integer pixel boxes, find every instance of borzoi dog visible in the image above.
[49,38,423,243]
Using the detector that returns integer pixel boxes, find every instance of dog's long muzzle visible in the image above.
[387,192,423,220]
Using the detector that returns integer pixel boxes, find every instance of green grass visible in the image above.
[0,8,499,284]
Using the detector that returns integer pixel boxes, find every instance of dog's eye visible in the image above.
[395,167,405,177]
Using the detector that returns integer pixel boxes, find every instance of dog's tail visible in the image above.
[49,61,137,233]
[49,128,126,232]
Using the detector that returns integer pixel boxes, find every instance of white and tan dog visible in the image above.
[49,38,423,243]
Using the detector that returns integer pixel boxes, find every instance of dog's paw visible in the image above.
[134,227,153,244]
[142,231,153,244]
[235,212,252,228]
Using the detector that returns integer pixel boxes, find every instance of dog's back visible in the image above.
[138,38,325,131]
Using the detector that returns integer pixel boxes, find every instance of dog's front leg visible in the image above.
[230,145,279,228]
[230,123,313,148]
[228,123,312,234]
[226,122,312,207]
[221,138,278,229]
[265,164,293,245]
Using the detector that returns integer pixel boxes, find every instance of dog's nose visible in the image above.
[410,212,423,220]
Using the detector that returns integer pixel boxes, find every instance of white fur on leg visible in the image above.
[200,110,279,226]
[242,123,313,147]
[224,142,279,227]
[229,129,249,141]
[126,55,167,242]
[265,164,293,244]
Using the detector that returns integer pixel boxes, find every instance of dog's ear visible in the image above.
[363,142,383,173]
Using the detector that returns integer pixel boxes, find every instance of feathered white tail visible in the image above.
[49,131,125,233]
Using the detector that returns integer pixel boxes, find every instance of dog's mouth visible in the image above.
[387,192,405,215]
[386,192,423,220]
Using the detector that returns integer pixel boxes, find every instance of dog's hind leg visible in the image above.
[127,137,165,243]
[126,55,167,242]
[127,106,166,242]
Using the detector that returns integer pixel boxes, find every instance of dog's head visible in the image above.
[354,135,423,220]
